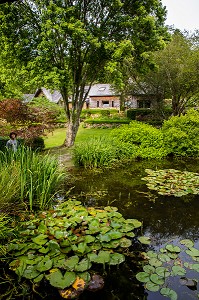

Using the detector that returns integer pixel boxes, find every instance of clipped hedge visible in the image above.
[84,118,130,124]
[126,109,153,120]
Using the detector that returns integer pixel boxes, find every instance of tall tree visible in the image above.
[0,0,168,146]
[126,31,199,115]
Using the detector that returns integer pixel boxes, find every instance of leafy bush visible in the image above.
[25,136,45,151]
[162,109,199,156]
[84,118,130,124]
[126,109,153,120]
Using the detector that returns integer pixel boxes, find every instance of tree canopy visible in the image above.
[0,0,169,146]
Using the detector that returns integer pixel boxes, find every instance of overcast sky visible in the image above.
[161,0,199,32]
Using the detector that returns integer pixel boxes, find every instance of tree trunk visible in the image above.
[64,118,80,147]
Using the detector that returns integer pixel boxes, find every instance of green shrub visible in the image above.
[25,136,45,151]
[84,118,130,124]
[162,109,199,156]
[126,109,153,120]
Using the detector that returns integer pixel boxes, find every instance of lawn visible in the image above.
[44,125,113,148]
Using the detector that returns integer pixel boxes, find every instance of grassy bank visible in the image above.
[44,125,113,148]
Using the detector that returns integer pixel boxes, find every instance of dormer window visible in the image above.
[98,87,106,91]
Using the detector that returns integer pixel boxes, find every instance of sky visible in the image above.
[161,0,199,32]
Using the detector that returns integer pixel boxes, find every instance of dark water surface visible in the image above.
[66,158,199,300]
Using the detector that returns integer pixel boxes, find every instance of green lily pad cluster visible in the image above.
[136,239,199,300]
[7,200,145,294]
[142,169,199,197]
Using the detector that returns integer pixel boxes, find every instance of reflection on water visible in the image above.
[66,158,199,300]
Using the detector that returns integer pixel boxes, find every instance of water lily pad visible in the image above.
[109,253,125,265]
[166,244,181,253]
[33,273,44,283]
[138,236,151,245]
[32,234,48,246]
[145,281,160,292]
[155,266,170,278]
[75,258,92,272]
[167,252,178,259]
[47,270,76,289]
[158,253,170,262]
[136,272,150,283]
[171,266,186,276]
[180,239,194,248]
[186,247,199,257]
[150,274,164,285]
[146,251,157,259]
[23,265,40,279]
[160,287,177,300]
[64,256,79,271]
[149,258,162,267]
[143,265,155,274]
[36,256,53,272]
[189,263,199,272]
[120,237,132,248]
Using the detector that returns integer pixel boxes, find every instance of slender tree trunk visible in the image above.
[64,118,80,147]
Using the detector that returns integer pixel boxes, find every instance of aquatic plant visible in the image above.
[6,200,147,298]
[136,239,199,299]
[142,169,199,197]
[0,147,65,210]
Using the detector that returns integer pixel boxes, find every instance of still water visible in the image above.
[66,158,199,300]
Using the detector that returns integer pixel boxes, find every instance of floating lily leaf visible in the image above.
[47,270,76,289]
[146,251,157,259]
[32,234,48,246]
[149,258,162,267]
[167,252,178,259]
[102,240,120,249]
[84,235,95,244]
[189,263,199,272]
[33,273,44,283]
[75,258,92,272]
[125,219,142,228]
[158,253,170,262]
[136,272,150,283]
[171,266,186,276]
[77,272,91,283]
[150,274,164,285]
[126,232,135,238]
[180,239,194,248]
[145,281,160,292]
[155,266,170,278]
[36,256,53,272]
[180,277,197,289]
[186,247,199,257]
[109,253,125,265]
[143,265,155,274]
[166,244,181,253]
[87,274,104,292]
[120,237,132,248]
[138,236,151,245]
[72,276,85,291]
[64,256,79,271]
[160,287,177,300]
[91,251,110,264]
[110,221,122,229]
[23,265,40,279]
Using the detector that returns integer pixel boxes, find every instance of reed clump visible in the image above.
[0,147,66,210]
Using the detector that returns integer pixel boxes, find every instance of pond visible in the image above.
[65,158,199,300]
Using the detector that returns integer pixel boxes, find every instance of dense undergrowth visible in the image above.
[74,109,199,168]
[0,147,66,211]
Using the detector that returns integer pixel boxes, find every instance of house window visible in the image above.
[97,101,99,107]
[102,101,109,108]
[138,100,151,108]
[112,101,114,107]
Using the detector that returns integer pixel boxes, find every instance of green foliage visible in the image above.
[73,136,137,168]
[111,121,168,159]
[84,118,130,125]
[162,109,199,156]
[25,137,45,152]
[142,168,199,197]
[0,147,65,210]
[126,109,153,120]
[6,200,145,294]
[0,214,13,255]
[136,239,199,299]
[0,0,168,146]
